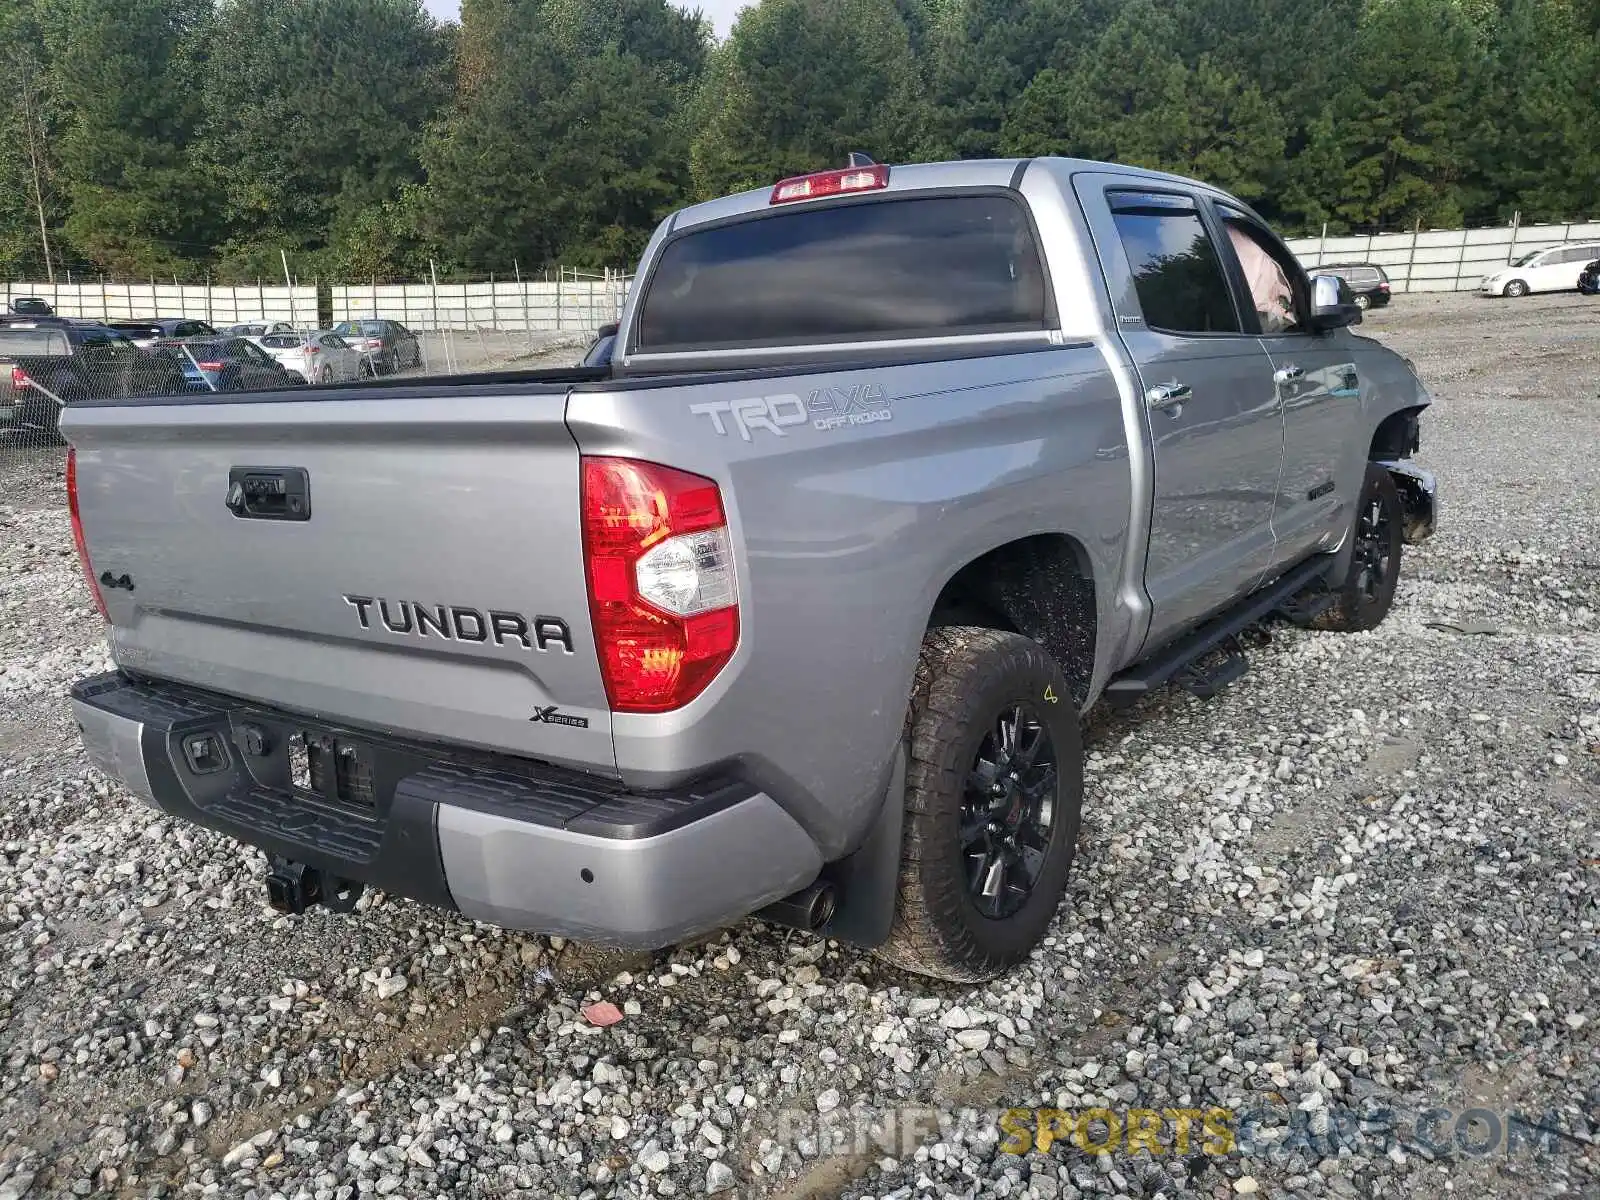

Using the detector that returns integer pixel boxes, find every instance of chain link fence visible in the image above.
[0,277,626,487]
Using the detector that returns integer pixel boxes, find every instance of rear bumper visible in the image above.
[69,671,822,948]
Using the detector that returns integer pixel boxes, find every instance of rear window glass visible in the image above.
[635,194,1051,353]
[0,330,69,354]
[261,334,301,348]
[336,321,384,336]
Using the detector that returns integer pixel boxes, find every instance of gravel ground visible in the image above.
[0,292,1595,1200]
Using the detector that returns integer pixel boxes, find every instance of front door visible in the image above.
[1075,180,1286,650]
[1213,203,1364,569]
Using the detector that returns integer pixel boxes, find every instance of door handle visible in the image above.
[1273,365,1305,384]
[1146,381,1191,410]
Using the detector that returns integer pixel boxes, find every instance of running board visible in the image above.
[1105,555,1332,709]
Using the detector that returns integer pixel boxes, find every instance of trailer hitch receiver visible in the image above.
[265,857,365,915]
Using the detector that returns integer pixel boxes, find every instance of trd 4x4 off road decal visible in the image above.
[689,382,892,441]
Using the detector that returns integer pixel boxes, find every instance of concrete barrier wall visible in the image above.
[1,282,318,325]
[1286,221,1600,293]
[329,279,630,332]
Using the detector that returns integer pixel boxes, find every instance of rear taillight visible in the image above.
[10,365,30,390]
[197,361,224,372]
[771,163,889,204]
[581,457,739,712]
[304,345,319,354]
[66,448,109,621]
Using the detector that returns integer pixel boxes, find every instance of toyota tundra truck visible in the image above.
[61,157,1436,982]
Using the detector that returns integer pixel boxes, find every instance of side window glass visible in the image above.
[1107,192,1239,335]
[1218,210,1307,335]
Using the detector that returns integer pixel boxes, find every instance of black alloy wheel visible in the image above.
[961,702,1058,920]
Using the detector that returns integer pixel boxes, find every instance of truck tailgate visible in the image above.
[64,392,615,771]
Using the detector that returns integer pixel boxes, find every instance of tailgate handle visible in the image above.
[226,467,311,521]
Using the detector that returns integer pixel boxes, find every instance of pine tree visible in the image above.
[43,0,219,276]
[198,0,452,277]
[689,0,929,199]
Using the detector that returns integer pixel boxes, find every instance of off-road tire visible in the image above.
[1311,461,1404,633]
[874,627,1083,982]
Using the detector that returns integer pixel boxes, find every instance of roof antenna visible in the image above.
[845,152,877,167]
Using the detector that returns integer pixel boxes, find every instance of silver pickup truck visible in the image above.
[62,156,1436,982]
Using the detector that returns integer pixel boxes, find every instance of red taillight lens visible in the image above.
[581,457,739,712]
[304,345,319,354]
[11,365,31,390]
[66,448,109,621]
[197,361,224,372]
[771,164,890,204]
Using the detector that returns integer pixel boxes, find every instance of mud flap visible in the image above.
[818,741,906,949]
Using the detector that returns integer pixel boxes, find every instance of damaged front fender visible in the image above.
[1377,459,1437,544]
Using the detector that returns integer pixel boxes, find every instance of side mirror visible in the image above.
[1309,274,1363,332]
[582,322,619,368]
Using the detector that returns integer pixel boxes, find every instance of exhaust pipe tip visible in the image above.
[757,880,836,932]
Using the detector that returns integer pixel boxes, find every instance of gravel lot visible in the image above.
[0,293,1595,1200]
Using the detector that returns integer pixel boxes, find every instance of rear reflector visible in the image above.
[197,361,224,372]
[66,448,109,621]
[771,164,890,205]
[10,365,30,390]
[581,457,739,713]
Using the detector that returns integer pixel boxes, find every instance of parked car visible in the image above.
[329,319,421,374]
[109,318,219,349]
[257,330,368,384]
[62,154,1436,982]
[1577,259,1600,295]
[222,321,299,340]
[8,296,54,316]
[0,317,185,440]
[1479,241,1600,297]
[154,336,303,393]
[1310,262,1391,310]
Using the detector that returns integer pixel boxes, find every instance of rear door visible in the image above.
[1527,249,1565,292]
[1075,177,1284,647]
[1554,245,1600,290]
[1213,202,1362,570]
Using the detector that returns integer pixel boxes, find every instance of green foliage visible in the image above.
[1322,0,1484,229]
[1468,0,1600,220]
[420,0,705,272]
[2,0,1597,279]
[41,0,219,276]
[0,7,62,279]
[689,0,928,199]
[198,0,451,264]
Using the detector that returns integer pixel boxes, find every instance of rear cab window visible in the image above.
[631,192,1053,354]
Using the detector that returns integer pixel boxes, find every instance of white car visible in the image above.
[1479,241,1600,297]
[258,331,368,384]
